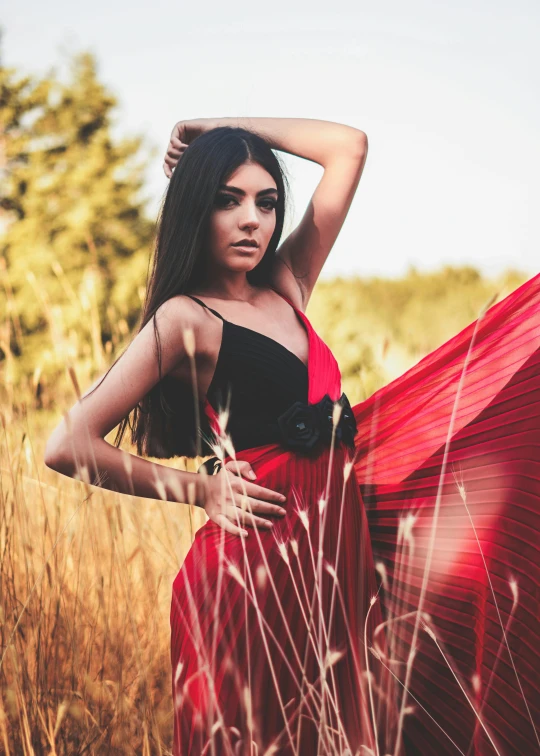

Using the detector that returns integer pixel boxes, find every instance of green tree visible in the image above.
[0,48,157,381]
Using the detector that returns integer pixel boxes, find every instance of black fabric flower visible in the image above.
[312,393,357,448]
[276,393,357,453]
[277,400,321,451]
[312,394,337,445]
[336,392,357,448]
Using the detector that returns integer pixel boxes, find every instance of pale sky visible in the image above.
[3,0,539,279]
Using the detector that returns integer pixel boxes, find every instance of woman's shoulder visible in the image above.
[155,293,210,328]
[154,294,220,382]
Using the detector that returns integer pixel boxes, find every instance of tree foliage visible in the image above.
[0,48,157,379]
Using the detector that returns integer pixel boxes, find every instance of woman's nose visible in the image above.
[239,203,260,226]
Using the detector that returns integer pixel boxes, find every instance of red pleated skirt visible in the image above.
[171,272,540,755]
[171,440,399,755]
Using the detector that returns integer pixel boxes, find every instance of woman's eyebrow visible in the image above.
[219,184,278,197]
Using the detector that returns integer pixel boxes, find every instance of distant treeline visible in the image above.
[309,266,528,401]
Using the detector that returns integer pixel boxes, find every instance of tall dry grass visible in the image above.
[0,397,211,754]
[0,270,210,753]
[0,268,533,754]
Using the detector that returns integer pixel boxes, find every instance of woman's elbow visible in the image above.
[44,440,67,473]
[44,428,74,473]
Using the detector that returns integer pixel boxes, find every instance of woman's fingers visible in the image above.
[163,151,184,175]
[167,140,187,157]
[217,466,287,521]
[224,460,257,480]
[209,498,282,536]
[226,479,287,517]
[226,505,274,531]
[245,497,287,517]
[163,138,187,178]
[165,145,185,163]
[248,483,287,505]
[233,494,284,524]
[215,512,248,538]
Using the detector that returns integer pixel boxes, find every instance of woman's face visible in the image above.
[206,161,278,273]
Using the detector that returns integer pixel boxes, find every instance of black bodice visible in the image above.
[186,295,309,451]
[186,295,357,455]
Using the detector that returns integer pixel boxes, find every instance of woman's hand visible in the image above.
[202,460,287,537]
[163,122,189,178]
[163,119,209,178]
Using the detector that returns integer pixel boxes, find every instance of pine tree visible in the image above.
[0,46,157,381]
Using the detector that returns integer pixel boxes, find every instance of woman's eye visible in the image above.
[215,195,276,211]
[216,195,236,207]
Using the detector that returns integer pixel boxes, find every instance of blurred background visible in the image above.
[0,1,538,752]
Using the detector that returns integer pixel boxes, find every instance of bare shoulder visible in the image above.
[154,293,199,326]
[157,293,220,382]
[128,295,202,381]
[154,293,216,341]
[268,252,308,312]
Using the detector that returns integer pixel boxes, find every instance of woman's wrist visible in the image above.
[185,117,254,142]
[172,467,211,509]
[185,118,221,142]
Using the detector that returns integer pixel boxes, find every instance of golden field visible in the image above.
[0,263,528,753]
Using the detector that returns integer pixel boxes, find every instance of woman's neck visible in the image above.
[190,277,262,303]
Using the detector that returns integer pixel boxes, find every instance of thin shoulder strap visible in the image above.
[271,286,300,313]
[185,294,225,321]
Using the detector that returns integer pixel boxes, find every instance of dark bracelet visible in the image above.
[197,456,222,475]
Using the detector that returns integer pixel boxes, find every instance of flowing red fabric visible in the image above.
[171,273,540,755]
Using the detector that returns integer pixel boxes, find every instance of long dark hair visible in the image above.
[88,126,291,459]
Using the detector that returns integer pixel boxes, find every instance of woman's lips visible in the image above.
[232,244,257,252]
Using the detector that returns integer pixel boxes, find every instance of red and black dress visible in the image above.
[171,274,540,755]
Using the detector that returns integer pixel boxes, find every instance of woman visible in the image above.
[45,117,540,755]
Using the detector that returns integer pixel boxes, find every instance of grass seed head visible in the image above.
[509,576,519,607]
[226,562,246,590]
[182,327,195,357]
[298,509,310,530]
[255,564,267,590]
[276,541,289,565]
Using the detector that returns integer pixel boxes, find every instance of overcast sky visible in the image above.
[3,0,539,280]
